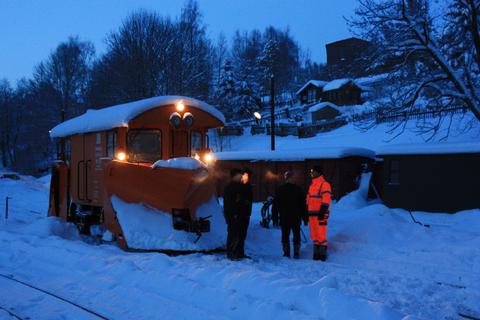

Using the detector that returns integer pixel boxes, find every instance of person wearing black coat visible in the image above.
[272,171,308,259]
[223,168,253,260]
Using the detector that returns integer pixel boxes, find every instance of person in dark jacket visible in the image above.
[272,170,308,259]
[223,168,253,260]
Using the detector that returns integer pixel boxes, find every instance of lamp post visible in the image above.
[253,111,262,125]
[270,74,275,151]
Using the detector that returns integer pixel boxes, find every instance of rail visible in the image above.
[0,273,109,320]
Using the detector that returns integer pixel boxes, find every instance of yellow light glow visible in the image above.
[116,152,126,161]
[204,152,214,163]
[254,111,262,120]
[176,102,185,112]
[194,153,201,161]
[241,172,249,184]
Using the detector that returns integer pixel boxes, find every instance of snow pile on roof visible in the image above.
[152,157,206,170]
[215,147,375,161]
[296,80,328,95]
[308,101,340,113]
[376,141,480,156]
[50,95,225,138]
[323,78,353,92]
[112,195,225,251]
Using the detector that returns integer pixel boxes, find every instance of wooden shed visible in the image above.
[214,147,375,202]
[375,142,480,213]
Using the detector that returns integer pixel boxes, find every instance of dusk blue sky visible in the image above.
[1,0,358,84]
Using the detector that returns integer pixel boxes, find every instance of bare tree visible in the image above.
[33,36,94,122]
[0,79,14,167]
[349,0,480,138]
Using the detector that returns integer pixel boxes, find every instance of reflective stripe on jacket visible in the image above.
[306,175,332,215]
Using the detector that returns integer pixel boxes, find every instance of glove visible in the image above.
[318,203,329,220]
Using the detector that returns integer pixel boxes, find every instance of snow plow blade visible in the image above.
[102,160,225,251]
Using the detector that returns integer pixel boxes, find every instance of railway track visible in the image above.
[0,273,109,320]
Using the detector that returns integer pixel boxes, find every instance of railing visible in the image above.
[217,126,244,136]
[351,106,469,124]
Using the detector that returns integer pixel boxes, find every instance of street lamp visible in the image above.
[270,74,275,151]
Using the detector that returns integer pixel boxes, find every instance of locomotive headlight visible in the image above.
[176,101,185,112]
[204,152,214,164]
[194,153,201,161]
[116,151,126,161]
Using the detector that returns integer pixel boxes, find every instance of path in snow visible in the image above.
[0,174,479,320]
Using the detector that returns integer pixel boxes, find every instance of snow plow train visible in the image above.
[47,96,226,251]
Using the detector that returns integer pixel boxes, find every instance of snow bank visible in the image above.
[152,157,206,170]
[215,147,376,161]
[335,172,372,210]
[111,196,226,251]
[50,95,225,138]
[376,141,480,156]
[20,217,81,240]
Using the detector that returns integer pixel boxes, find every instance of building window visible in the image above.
[106,131,116,158]
[308,89,315,103]
[388,159,400,185]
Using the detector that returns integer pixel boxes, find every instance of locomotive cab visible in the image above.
[48,96,225,250]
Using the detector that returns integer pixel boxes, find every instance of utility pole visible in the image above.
[270,74,275,151]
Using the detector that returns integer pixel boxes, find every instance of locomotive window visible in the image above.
[127,129,162,163]
[191,131,202,155]
[106,131,116,158]
[64,139,71,162]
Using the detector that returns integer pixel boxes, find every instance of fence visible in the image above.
[217,126,244,136]
[351,106,469,124]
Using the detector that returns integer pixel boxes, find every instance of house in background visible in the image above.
[322,78,366,106]
[296,80,328,105]
[305,101,341,123]
[326,37,371,66]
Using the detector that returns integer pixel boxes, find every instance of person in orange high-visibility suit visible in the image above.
[306,165,332,261]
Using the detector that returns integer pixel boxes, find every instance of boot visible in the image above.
[282,242,290,258]
[293,244,300,259]
[318,245,327,262]
[313,244,320,260]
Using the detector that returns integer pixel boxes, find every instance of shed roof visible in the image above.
[376,142,480,156]
[307,101,340,113]
[215,147,375,161]
[50,96,225,138]
[295,80,328,95]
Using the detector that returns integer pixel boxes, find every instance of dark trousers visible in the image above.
[281,219,301,246]
[227,215,250,259]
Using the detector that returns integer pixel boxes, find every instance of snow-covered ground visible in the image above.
[212,113,480,154]
[0,173,479,320]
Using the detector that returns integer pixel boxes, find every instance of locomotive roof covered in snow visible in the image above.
[50,96,225,138]
[215,147,375,161]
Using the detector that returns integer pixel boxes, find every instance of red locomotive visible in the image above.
[48,96,225,250]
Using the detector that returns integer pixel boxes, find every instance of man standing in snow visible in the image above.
[306,166,332,261]
[223,168,253,260]
[272,171,307,259]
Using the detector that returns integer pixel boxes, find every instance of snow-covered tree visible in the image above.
[349,0,480,137]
